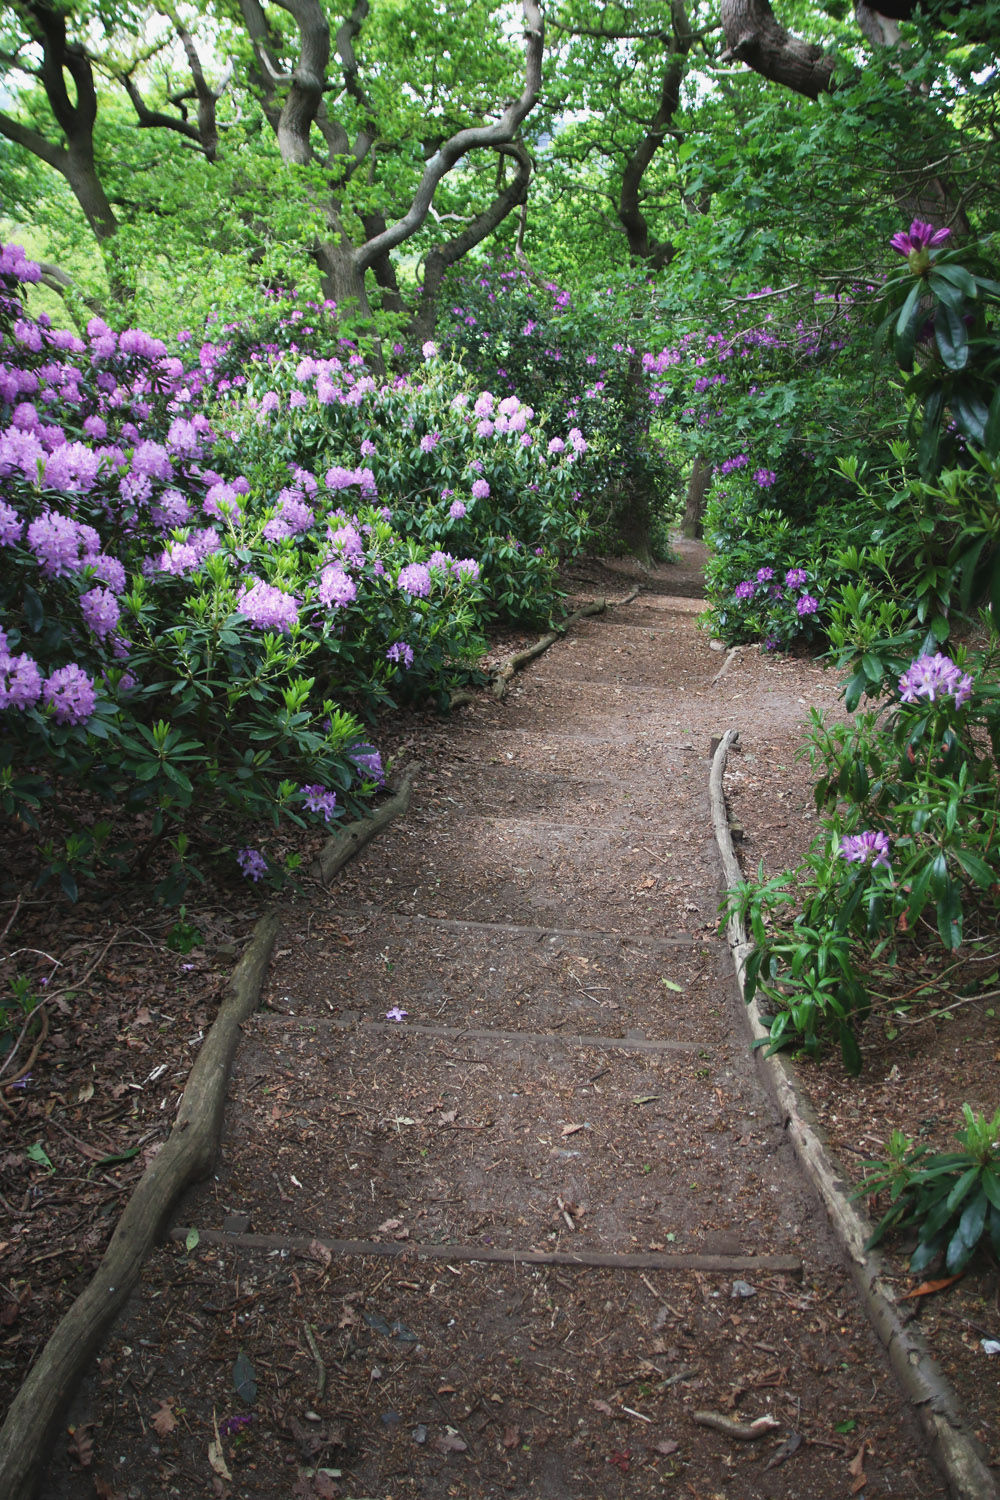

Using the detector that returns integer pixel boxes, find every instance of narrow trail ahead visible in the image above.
[52,557,945,1499]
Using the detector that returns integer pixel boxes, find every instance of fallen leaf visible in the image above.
[77,1081,95,1103]
[209,1412,233,1482]
[306,1238,333,1269]
[432,1430,467,1454]
[632,1095,660,1106]
[764,1431,803,1471]
[66,1424,94,1467]
[151,1400,177,1438]
[652,1439,679,1456]
[848,1441,867,1495]
[93,1479,122,1500]
[608,1450,631,1472]
[661,979,684,993]
[502,1424,521,1449]
[900,1275,963,1300]
[132,1006,152,1026]
[592,1400,613,1416]
[561,1123,586,1137]
[439,1109,457,1125]
[378,1217,404,1234]
[312,1473,339,1499]
[437,1384,456,1395]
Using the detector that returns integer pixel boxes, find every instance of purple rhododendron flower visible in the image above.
[0,652,43,711]
[756,567,775,583]
[785,568,808,589]
[350,743,385,786]
[898,653,974,708]
[396,563,431,598]
[318,564,357,608]
[471,477,490,500]
[42,663,96,725]
[300,784,337,822]
[0,501,24,547]
[238,580,300,632]
[890,220,951,258]
[449,499,467,519]
[839,831,891,868]
[796,594,818,617]
[237,848,268,881]
[80,586,120,639]
[386,641,414,668]
[734,580,755,601]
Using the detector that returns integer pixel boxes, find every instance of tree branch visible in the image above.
[0,107,66,172]
[356,0,544,272]
[718,0,837,99]
[413,142,534,340]
[618,0,691,267]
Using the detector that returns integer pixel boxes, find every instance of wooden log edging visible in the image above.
[0,912,280,1500]
[311,761,420,887]
[709,729,998,1500]
[168,1226,803,1276]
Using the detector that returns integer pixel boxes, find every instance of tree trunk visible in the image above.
[313,240,385,374]
[682,455,710,539]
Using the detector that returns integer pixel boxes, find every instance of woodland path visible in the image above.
[48,549,947,1500]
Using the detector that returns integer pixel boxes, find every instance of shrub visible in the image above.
[0,245,595,898]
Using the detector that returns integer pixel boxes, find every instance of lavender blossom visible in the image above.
[42,663,97,725]
[237,848,268,881]
[386,641,414,669]
[838,831,891,868]
[299,784,337,822]
[898,653,974,708]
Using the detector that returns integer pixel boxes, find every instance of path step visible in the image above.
[193,1022,801,1258]
[266,914,728,1043]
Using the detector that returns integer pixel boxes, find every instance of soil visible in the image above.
[1,540,996,1499]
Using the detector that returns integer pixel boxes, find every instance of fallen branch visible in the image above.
[0,913,279,1500]
[692,1410,779,1440]
[311,763,420,887]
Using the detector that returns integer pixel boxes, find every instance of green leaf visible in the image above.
[929,263,977,298]
[894,281,922,369]
[185,1227,200,1253]
[934,304,968,371]
[935,877,963,950]
[984,386,1000,458]
[951,388,989,445]
[981,1170,1000,1212]
[951,848,995,888]
[839,1023,862,1077]
[26,1141,54,1172]
[945,1165,980,1216]
[946,1189,988,1273]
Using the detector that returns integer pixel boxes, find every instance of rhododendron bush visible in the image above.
[0,246,594,898]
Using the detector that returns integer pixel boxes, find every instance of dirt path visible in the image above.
[46,551,946,1499]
